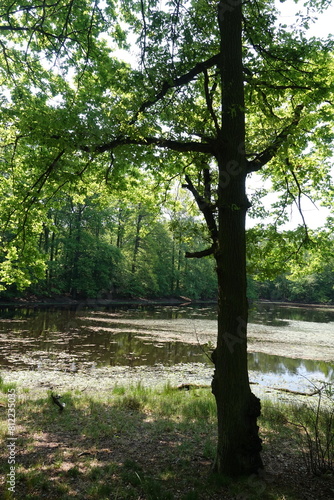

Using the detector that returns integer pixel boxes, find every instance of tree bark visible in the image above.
[211,0,263,476]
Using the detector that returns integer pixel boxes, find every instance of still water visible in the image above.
[1,303,334,390]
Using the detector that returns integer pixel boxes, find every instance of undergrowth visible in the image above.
[1,380,334,499]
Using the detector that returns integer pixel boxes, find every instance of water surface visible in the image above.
[1,303,334,392]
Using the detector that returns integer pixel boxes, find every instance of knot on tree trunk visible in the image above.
[210,348,218,396]
[242,392,263,463]
[248,391,261,419]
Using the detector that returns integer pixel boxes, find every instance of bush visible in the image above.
[291,383,334,475]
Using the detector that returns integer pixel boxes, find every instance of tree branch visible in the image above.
[247,104,304,173]
[182,173,218,242]
[132,53,220,121]
[203,166,212,204]
[0,26,27,31]
[85,136,213,155]
[285,158,314,238]
[203,68,221,134]
[244,77,313,91]
[185,244,216,258]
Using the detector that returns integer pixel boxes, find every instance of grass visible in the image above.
[0,374,17,393]
[1,380,334,499]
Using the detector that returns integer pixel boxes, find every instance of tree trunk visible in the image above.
[69,203,84,297]
[116,205,124,248]
[171,235,176,293]
[212,194,263,475]
[211,1,263,476]
[132,204,143,274]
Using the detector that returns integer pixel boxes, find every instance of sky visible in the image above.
[275,0,334,37]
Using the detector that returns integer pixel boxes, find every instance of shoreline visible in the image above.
[254,300,334,311]
[0,295,333,310]
[0,295,215,309]
[1,362,326,408]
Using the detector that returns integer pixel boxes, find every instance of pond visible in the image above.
[1,302,334,393]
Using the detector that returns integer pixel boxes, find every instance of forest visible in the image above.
[0,186,333,303]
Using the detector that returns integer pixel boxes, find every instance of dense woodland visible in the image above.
[0,185,332,303]
[0,185,219,301]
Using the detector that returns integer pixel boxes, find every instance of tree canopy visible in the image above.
[0,0,333,291]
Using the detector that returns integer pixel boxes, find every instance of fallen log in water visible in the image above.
[273,387,321,397]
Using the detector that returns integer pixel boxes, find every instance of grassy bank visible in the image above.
[1,377,334,499]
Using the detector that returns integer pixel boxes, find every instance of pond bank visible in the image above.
[256,300,334,312]
[1,362,325,408]
[0,295,333,310]
[0,295,216,308]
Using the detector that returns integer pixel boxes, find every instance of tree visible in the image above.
[1,0,334,477]
[249,223,334,304]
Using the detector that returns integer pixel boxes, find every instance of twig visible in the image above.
[51,393,65,411]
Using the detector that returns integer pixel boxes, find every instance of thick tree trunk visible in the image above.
[212,194,263,475]
[211,1,263,476]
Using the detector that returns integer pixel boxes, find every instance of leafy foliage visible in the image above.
[0,0,333,299]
